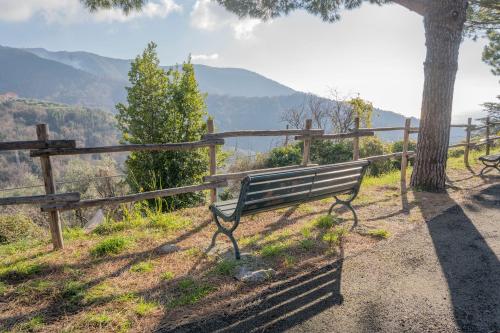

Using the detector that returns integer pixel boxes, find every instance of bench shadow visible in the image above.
[414,184,500,332]
[155,246,345,333]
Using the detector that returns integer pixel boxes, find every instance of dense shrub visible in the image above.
[360,137,394,176]
[310,140,352,165]
[265,145,302,167]
[0,214,42,244]
[391,139,418,168]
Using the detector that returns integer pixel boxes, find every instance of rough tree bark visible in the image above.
[410,0,468,191]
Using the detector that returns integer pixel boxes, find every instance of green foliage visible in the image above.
[130,261,154,273]
[134,299,158,316]
[360,137,394,176]
[322,227,349,246]
[161,271,175,281]
[63,227,88,241]
[212,259,239,276]
[169,278,214,308]
[391,139,417,168]
[116,42,209,210]
[90,236,130,257]
[260,242,290,257]
[146,210,192,232]
[349,96,373,128]
[299,239,315,250]
[0,262,44,280]
[13,315,45,332]
[0,214,42,244]
[313,215,339,229]
[93,221,130,235]
[310,140,352,165]
[367,229,390,239]
[265,145,302,167]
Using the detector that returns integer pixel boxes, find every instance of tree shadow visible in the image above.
[155,246,345,333]
[414,184,500,332]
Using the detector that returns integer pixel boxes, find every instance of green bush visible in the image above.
[265,145,302,167]
[392,140,417,168]
[310,140,353,165]
[360,137,394,176]
[0,214,42,244]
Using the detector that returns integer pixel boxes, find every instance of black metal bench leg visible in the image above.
[211,212,241,260]
[328,195,359,227]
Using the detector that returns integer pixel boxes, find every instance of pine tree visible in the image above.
[116,42,208,210]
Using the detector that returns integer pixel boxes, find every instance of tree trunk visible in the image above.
[410,0,467,192]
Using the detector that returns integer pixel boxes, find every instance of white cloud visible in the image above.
[0,0,182,23]
[190,0,261,39]
[191,53,219,61]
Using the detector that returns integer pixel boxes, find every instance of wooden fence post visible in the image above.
[485,116,490,155]
[400,118,411,194]
[207,119,217,203]
[353,117,360,161]
[284,125,289,146]
[464,117,472,167]
[36,124,64,250]
[302,119,312,166]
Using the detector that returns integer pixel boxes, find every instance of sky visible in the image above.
[0,0,498,121]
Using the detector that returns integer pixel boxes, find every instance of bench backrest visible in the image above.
[236,160,369,216]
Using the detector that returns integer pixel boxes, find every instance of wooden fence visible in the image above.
[0,117,499,250]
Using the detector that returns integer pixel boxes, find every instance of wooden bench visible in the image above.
[479,153,500,175]
[208,160,370,259]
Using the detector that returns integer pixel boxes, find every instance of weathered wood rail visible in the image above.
[0,115,498,250]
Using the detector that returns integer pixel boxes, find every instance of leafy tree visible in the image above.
[482,30,499,76]
[116,42,208,210]
[310,140,352,165]
[348,96,373,128]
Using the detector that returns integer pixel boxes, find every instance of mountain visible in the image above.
[0,46,125,109]
[0,46,465,151]
[22,47,296,98]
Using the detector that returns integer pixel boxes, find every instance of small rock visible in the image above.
[159,244,181,254]
[84,209,105,232]
[235,267,276,283]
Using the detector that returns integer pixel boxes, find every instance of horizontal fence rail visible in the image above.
[0,192,80,206]
[30,139,224,157]
[0,115,498,250]
[41,181,227,212]
[0,140,76,151]
[203,129,324,139]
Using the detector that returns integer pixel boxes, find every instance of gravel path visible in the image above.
[161,183,500,333]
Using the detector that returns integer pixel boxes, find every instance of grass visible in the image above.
[63,227,88,241]
[161,271,175,281]
[83,282,116,305]
[13,315,44,332]
[0,280,7,294]
[130,261,154,273]
[239,234,260,247]
[169,278,215,308]
[62,280,86,304]
[15,279,55,297]
[184,247,204,259]
[313,215,340,229]
[0,261,45,280]
[299,239,315,250]
[212,259,239,276]
[147,212,192,232]
[367,229,391,239]
[93,221,130,235]
[85,312,112,327]
[322,227,349,247]
[260,241,291,257]
[90,236,131,257]
[134,298,158,316]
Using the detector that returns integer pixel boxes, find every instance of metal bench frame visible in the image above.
[209,161,370,259]
[479,154,500,175]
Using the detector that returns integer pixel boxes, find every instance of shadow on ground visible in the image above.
[155,248,344,332]
[415,182,500,333]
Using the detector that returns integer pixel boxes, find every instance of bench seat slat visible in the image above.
[479,154,500,162]
[248,160,369,183]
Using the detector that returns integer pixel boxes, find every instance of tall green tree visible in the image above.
[116,42,208,210]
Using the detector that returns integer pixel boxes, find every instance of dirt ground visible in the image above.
[1,161,499,332]
[164,174,500,333]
